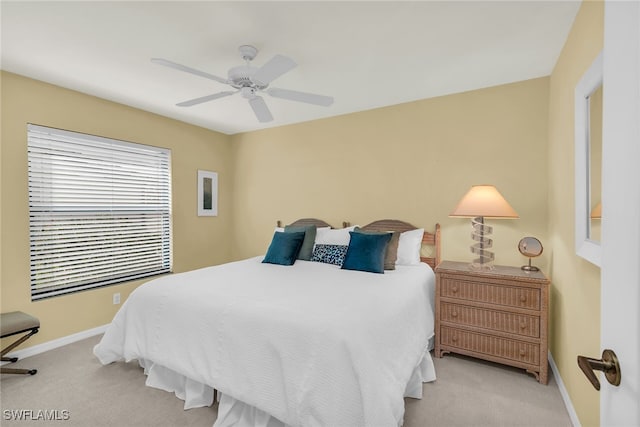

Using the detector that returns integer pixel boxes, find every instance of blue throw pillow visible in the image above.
[262,231,306,266]
[353,227,399,270]
[341,231,392,274]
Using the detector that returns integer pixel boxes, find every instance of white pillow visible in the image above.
[274,227,284,233]
[314,226,358,246]
[396,228,424,265]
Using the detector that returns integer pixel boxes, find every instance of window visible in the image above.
[27,124,172,300]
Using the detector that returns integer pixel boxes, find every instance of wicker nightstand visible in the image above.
[435,260,550,384]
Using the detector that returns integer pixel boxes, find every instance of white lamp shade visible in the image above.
[450,185,519,218]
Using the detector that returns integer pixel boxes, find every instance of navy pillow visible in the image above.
[284,225,317,261]
[262,231,306,266]
[353,227,399,270]
[341,231,392,274]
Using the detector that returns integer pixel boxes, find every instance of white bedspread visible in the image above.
[94,257,436,427]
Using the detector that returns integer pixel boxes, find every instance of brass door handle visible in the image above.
[577,349,621,390]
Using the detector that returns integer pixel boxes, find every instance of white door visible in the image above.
[600,0,640,425]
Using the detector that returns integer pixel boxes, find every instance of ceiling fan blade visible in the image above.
[252,54,297,86]
[176,91,236,107]
[266,88,334,107]
[248,96,273,122]
[151,58,229,85]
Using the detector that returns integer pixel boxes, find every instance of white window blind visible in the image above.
[27,124,172,300]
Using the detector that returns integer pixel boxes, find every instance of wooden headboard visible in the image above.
[360,220,441,270]
[277,218,349,229]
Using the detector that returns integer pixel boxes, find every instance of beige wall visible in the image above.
[0,71,234,346]
[547,1,604,426]
[230,77,550,270]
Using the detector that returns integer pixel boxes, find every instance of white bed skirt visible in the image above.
[138,347,436,427]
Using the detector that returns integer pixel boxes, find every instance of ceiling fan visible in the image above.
[151,45,334,123]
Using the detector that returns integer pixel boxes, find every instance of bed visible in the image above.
[94,219,441,427]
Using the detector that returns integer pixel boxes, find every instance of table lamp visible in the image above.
[450,185,519,270]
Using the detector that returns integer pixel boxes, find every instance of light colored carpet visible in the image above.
[1,335,572,426]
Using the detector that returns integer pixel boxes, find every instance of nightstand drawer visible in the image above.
[440,326,541,365]
[440,302,540,338]
[440,276,541,310]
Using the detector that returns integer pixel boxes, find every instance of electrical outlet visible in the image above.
[113,293,121,305]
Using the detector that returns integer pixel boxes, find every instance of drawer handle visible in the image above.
[451,311,458,318]
[520,295,527,303]
[452,335,458,343]
[451,286,458,293]
[520,322,527,329]
[519,349,526,357]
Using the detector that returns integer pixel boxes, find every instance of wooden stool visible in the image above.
[1,311,40,375]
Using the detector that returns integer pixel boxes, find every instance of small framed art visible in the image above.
[197,170,218,217]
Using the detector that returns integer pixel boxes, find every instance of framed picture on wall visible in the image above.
[197,170,218,217]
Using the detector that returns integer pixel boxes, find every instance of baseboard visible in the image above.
[1,323,109,364]
[548,351,582,427]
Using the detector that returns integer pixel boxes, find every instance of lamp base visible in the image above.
[470,261,494,271]
[469,216,495,271]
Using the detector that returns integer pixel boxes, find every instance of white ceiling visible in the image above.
[1,1,580,135]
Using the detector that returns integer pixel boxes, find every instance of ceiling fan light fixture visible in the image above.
[152,44,333,123]
[240,87,257,99]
